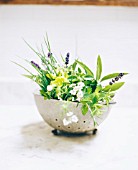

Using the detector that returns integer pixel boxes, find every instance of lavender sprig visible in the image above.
[65,53,70,67]
[31,61,41,69]
[109,73,124,85]
[48,52,52,58]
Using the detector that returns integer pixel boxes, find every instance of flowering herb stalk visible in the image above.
[14,35,128,126]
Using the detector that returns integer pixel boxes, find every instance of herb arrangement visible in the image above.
[14,36,127,126]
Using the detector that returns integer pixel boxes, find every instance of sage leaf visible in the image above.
[103,82,125,92]
[81,104,88,115]
[96,55,102,81]
[81,93,94,102]
[101,73,128,82]
[78,67,81,73]
[72,61,77,71]
[76,60,94,77]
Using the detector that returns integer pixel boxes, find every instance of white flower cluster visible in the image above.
[63,112,78,126]
[47,85,53,91]
[69,82,85,101]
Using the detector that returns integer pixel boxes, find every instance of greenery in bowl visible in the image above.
[14,35,127,126]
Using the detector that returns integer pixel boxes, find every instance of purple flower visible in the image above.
[118,73,124,78]
[65,53,70,66]
[31,61,41,69]
[48,52,52,58]
[109,73,124,85]
[115,77,119,81]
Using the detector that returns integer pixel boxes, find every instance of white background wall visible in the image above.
[0,5,138,106]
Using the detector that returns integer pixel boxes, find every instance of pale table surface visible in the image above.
[0,105,138,170]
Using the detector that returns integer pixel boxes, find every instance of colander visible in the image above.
[34,92,115,135]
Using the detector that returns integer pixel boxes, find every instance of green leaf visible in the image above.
[101,73,128,82]
[22,74,35,80]
[78,67,81,73]
[40,90,49,99]
[71,61,77,71]
[60,54,65,62]
[23,39,42,59]
[96,55,102,81]
[12,61,33,75]
[103,82,125,92]
[81,93,94,102]
[41,72,50,87]
[81,104,88,115]
[76,60,94,77]
[87,87,92,94]
[83,75,94,80]
[44,33,51,52]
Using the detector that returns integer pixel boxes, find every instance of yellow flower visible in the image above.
[51,76,68,87]
[46,73,56,80]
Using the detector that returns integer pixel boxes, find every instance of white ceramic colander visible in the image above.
[34,92,115,135]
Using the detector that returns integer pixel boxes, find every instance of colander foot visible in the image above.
[92,128,97,135]
[52,129,58,135]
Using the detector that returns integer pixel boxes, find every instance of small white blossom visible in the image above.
[77,90,83,98]
[57,96,62,101]
[70,89,77,95]
[78,82,85,88]
[76,98,81,101]
[72,97,75,101]
[47,85,53,91]
[74,86,81,91]
[67,111,73,116]
[71,115,78,123]
[76,90,83,101]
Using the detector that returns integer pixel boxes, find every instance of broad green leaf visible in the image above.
[78,67,81,73]
[81,104,88,115]
[83,75,94,80]
[72,61,77,71]
[68,76,78,80]
[81,93,94,102]
[103,82,125,92]
[41,72,50,87]
[87,87,92,94]
[95,84,102,93]
[96,55,102,81]
[101,73,128,82]
[76,60,94,77]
